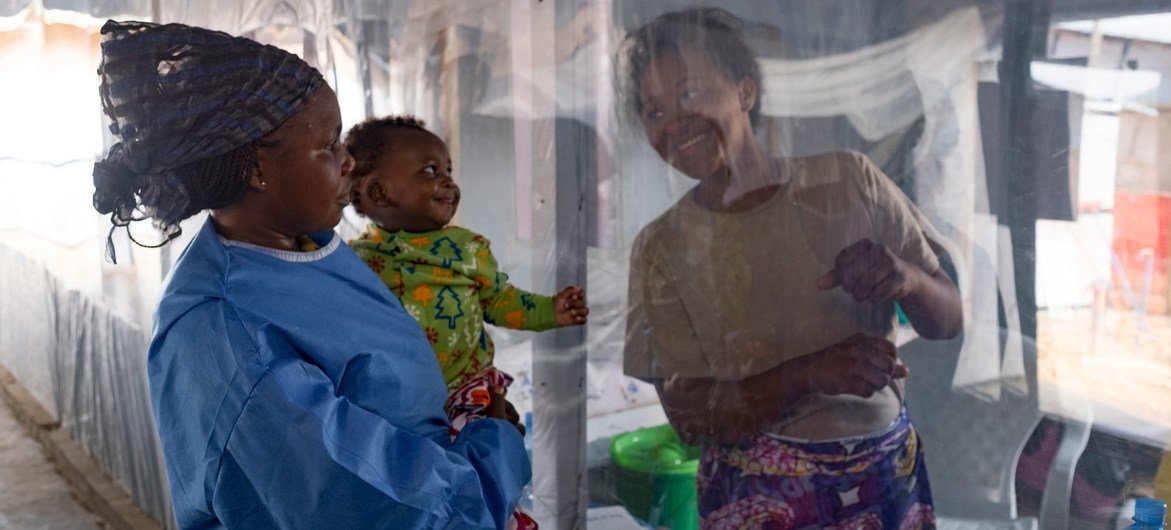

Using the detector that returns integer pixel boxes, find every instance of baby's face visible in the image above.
[365,128,460,232]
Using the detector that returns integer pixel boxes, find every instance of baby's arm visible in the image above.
[471,237,560,331]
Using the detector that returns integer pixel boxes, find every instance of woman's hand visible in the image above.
[802,333,907,398]
[816,239,962,339]
[816,239,919,303]
[553,286,589,326]
[654,334,906,445]
[487,385,525,437]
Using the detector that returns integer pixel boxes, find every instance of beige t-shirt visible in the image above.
[624,151,943,440]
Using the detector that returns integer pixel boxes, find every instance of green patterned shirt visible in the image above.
[351,225,557,389]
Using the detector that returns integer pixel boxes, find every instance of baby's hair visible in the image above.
[344,115,429,179]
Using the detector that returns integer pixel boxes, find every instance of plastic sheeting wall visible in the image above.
[3,0,1171,528]
[0,244,173,527]
[0,0,1054,527]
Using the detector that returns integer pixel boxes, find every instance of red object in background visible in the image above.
[1112,192,1171,314]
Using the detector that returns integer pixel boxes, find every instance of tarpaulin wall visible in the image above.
[0,244,173,527]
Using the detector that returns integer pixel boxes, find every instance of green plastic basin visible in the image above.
[610,424,700,529]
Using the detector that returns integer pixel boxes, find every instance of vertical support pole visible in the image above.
[356,20,375,118]
[1000,0,1049,347]
[528,0,590,527]
[440,24,463,225]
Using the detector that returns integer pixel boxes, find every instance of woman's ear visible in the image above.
[738,77,758,113]
[247,154,267,192]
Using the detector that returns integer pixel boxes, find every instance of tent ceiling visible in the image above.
[3,0,1171,28]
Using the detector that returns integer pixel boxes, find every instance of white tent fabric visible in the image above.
[3,1,1113,528]
[759,7,989,142]
[1032,61,1163,103]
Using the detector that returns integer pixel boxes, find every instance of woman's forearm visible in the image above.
[900,268,962,340]
[656,355,816,445]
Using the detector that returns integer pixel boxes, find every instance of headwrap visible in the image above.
[92,19,325,262]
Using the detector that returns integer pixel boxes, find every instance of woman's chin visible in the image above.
[669,160,719,181]
[316,210,345,232]
[666,150,719,178]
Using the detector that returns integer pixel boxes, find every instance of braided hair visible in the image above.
[91,20,324,261]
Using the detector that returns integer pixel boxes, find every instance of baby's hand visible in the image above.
[553,286,589,326]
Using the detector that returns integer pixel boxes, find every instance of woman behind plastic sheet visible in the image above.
[90,20,528,529]
[619,8,963,529]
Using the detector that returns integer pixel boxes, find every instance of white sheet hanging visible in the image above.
[759,6,991,141]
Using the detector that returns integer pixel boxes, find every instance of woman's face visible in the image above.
[637,48,756,180]
[256,86,355,235]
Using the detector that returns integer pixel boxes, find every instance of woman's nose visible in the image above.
[665,105,694,132]
[339,146,356,178]
[651,115,689,146]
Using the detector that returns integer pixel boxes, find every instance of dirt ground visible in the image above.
[1037,307,1171,437]
[0,397,102,529]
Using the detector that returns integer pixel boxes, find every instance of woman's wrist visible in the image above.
[782,351,821,397]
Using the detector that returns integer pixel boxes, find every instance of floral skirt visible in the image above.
[697,409,935,530]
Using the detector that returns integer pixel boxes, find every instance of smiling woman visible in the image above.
[619,8,961,529]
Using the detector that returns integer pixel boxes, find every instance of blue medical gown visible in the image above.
[149,220,529,529]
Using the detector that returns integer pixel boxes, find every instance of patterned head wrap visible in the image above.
[91,19,325,260]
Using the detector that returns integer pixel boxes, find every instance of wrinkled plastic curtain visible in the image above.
[0,2,176,527]
[0,245,173,528]
[2,0,1017,528]
[9,0,1171,529]
[53,289,171,527]
[335,1,1031,527]
[613,2,1017,394]
[599,3,1023,528]
[332,2,603,525]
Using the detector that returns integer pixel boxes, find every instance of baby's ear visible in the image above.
[367,180,391,207]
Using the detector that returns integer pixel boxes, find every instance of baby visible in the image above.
[346,115,589,430]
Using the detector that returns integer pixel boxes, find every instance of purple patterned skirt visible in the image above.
[697,409,935,529]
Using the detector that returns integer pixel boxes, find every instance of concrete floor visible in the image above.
[0,398,101,529]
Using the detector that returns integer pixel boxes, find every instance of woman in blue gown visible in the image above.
[91,20,528,529]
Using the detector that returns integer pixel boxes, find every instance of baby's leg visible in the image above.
[444,367,514,436]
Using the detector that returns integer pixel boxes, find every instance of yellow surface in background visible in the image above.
[1156,449,1171,501]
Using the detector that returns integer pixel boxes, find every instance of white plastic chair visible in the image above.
[900,329,1093,530]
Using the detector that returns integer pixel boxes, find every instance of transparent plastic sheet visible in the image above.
[0,245,60,417]
[52,290,172,528]
[333,3,621,524]
[332,1,1039,526]
[0,245,173,528]
[594,3,1162,529]
[602,4,1021,528]
[0,11,173,526]
[1,0,1169,529]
